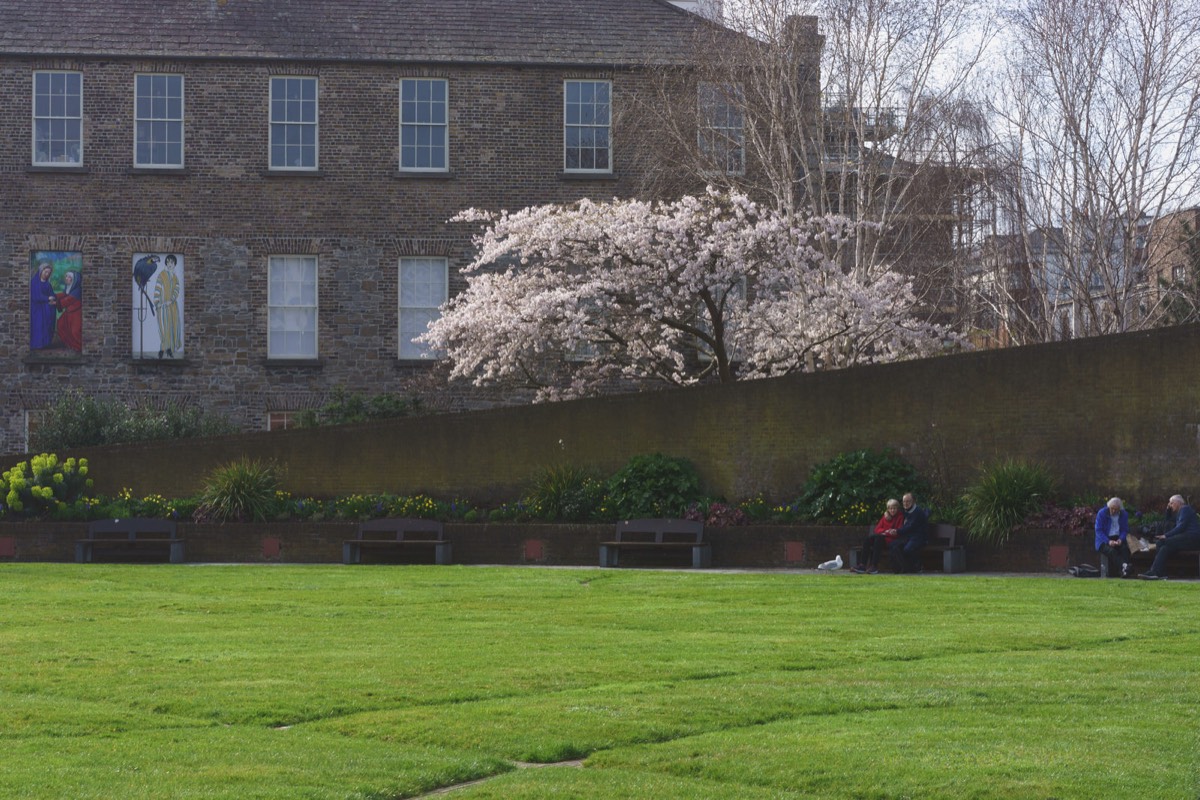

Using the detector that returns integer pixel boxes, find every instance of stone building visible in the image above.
[1,0,801,453]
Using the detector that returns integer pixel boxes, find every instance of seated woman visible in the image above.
[852,498,903,574]
[1094,497,1132,578]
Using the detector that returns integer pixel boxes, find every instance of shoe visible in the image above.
[867,567,879,575]
[1139,573,1165,580]
[1121,562,1131,578]
[850,565,866,574]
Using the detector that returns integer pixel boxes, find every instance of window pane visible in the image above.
[399,80,448,171]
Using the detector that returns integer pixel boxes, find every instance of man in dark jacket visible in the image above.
[1141,495,1200,580]
[888,492,929,574]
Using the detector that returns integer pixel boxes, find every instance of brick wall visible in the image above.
[0,56,667,446]
[12,321,1198,510]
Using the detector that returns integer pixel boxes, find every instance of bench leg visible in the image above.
[434,542,452,566]
[343,543,360,565]
[75,542,91,564]
[599,545,618,567]
[1099,558,1109,577]
[943,548,966,574]
[693,544,712,568]
[169,542,185,564]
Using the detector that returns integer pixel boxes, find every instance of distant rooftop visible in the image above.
[0,0,723,66]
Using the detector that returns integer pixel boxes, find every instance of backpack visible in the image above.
[1068,564,1101,578]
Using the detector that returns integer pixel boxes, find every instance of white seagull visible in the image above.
[817,554,843,571]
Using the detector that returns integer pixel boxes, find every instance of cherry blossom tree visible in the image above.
[421,189,960,401]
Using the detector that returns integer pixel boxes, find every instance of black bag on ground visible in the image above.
[1068,564,1101,577]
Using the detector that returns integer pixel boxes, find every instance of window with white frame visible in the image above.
[268,256,318,358]
[398,257,447,359]
[564,80,611,172]
[698,82,745,175]
[135,74,184,167]
[24,409,46,453]
[267,411,298,431]
[400,78,448,171]
[32,71,82,165]
[269,77,318,169]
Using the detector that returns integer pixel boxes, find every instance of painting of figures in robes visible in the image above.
[132,253,185,359]
[29,251,84,354]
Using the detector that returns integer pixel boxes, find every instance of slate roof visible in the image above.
[0,0,724,66]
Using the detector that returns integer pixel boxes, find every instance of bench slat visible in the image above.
[601,519,709,568]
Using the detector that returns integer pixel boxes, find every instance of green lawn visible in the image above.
[1,564,1196,799]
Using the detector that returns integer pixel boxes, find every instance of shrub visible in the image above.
[295,386,424,428]
[31,390,235,450]
[193,459,281,523]
[0,454,93,517]
[604,454,704,519]
[960,459,1056,545]
[523,464,606,522]
[797,449,929,525]
[684,501,747,527]
[1025,502,1096,536]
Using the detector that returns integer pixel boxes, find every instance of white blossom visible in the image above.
[421,188,964,400]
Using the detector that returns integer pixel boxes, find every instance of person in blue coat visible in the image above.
[30,261,57,349]
[888,492,929,573]
[1141,495,1200,580]
[1094,497,1132,578]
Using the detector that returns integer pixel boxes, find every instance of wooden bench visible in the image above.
[1100,545,1200,577]
[343,518,451,565]
[848,523,966,573]
[76,518,184,564]
[599,518,710,568]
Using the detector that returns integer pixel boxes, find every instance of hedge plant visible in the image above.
[797,448,929,525]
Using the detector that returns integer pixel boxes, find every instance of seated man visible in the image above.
[888,492,929,573]
[1141,494,1200,580]
[1094,497,1132,578]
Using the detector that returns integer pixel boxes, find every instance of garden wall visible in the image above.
[6,322,1200,507]
[0,522,1140,575]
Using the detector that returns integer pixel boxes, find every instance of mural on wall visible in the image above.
[132,253,185,359]
[29,251,84,354]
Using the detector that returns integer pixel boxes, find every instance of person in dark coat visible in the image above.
[888,492,929,573]
[1141,495,1200,580]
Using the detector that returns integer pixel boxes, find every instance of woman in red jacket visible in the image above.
[852,498,903,574]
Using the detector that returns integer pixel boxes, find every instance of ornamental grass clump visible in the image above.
[523,463,606,522]
[960,459,1056,545]
[193,458,281,523]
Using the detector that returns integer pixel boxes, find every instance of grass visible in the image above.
[1,564,1197,799]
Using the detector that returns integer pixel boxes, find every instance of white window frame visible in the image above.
[698,82,745,175]
[267,411,298,431]
[134,73,185,168]
[398,257,448,359]
[563,79,612,174]
[268,256,319,359]
[32,70,83,166]
[399,78,449,172]
[269,76,319,170]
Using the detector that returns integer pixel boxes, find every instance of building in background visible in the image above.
[2,0,806,453]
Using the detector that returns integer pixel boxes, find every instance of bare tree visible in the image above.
[974,0,1200,342]
[628,0,995,309]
